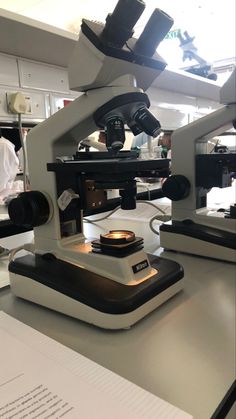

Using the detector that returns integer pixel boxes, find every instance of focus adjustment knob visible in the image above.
[8,191,50,228]
[162,175,191,201]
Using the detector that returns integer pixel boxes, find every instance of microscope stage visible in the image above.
[47,157,169,176]
[9,254,183,329]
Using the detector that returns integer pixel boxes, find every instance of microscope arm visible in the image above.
[170,103,236,228]
[26,84,143,247]
[184,50,207,66]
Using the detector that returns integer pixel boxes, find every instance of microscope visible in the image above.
[160,68,236,262]
[178,30,217,80]
[8,0,184,329]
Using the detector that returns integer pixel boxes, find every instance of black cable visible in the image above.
[210,380,236,419]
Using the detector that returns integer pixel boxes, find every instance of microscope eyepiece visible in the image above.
[133,106,161,137]
[101,0,145,48]
[134,8,174,57]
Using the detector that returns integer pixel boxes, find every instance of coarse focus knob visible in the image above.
[162,175,191,201]
[8,191,50,228]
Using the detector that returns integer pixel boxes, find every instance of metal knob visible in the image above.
[8,191,50,228]
[162,175,191,201]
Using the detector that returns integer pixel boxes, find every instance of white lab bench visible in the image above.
[0,215,235,419]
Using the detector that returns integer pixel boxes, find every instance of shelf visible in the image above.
[0,8,221,102]
[153,67,221,102]
[0,8,77,68]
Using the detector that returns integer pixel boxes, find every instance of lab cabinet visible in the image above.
[0,53,19,87]
[18,59,69,93]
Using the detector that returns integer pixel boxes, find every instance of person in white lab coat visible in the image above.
[0,134,20,202]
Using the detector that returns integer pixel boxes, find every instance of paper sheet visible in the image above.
[0,312,192,419]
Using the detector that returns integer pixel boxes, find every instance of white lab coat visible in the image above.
[0,137,19,199]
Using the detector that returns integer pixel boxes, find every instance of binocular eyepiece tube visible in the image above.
[101,0,145,48]
[101,0,174,59]
[134,8,174,57]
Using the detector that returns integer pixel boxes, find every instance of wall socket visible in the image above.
[6,92,32,114]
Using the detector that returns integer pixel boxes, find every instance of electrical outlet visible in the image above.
[6,92,32,114]
[22,95,33,114]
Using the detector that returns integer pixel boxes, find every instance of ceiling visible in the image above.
[0,0,234,34]
[0,0,235,65]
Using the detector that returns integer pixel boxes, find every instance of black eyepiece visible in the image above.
[134,8,174,57]
[101,0,146,48]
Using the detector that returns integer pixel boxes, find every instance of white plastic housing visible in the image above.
[68,32,165,92]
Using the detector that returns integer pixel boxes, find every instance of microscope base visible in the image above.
[9,254,184,329]
[160,221,236,262]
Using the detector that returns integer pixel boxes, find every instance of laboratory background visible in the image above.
[0,1,235,419]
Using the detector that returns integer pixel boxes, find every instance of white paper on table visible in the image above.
[0,312,192,419]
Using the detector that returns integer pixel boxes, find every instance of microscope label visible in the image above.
[132,259,149,274]
[57,189,79,211]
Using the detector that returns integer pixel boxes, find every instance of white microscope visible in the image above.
[8,0,184,329]
[160,69,236,262]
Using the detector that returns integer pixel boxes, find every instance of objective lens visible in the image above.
[101,0,145,48]
[133,106,161,137]
[128,121,143,136]
[105,116,125,152]
[134,8,174,57]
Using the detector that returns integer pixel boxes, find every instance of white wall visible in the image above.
[0,52,79,124]
[0,52,221,129]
